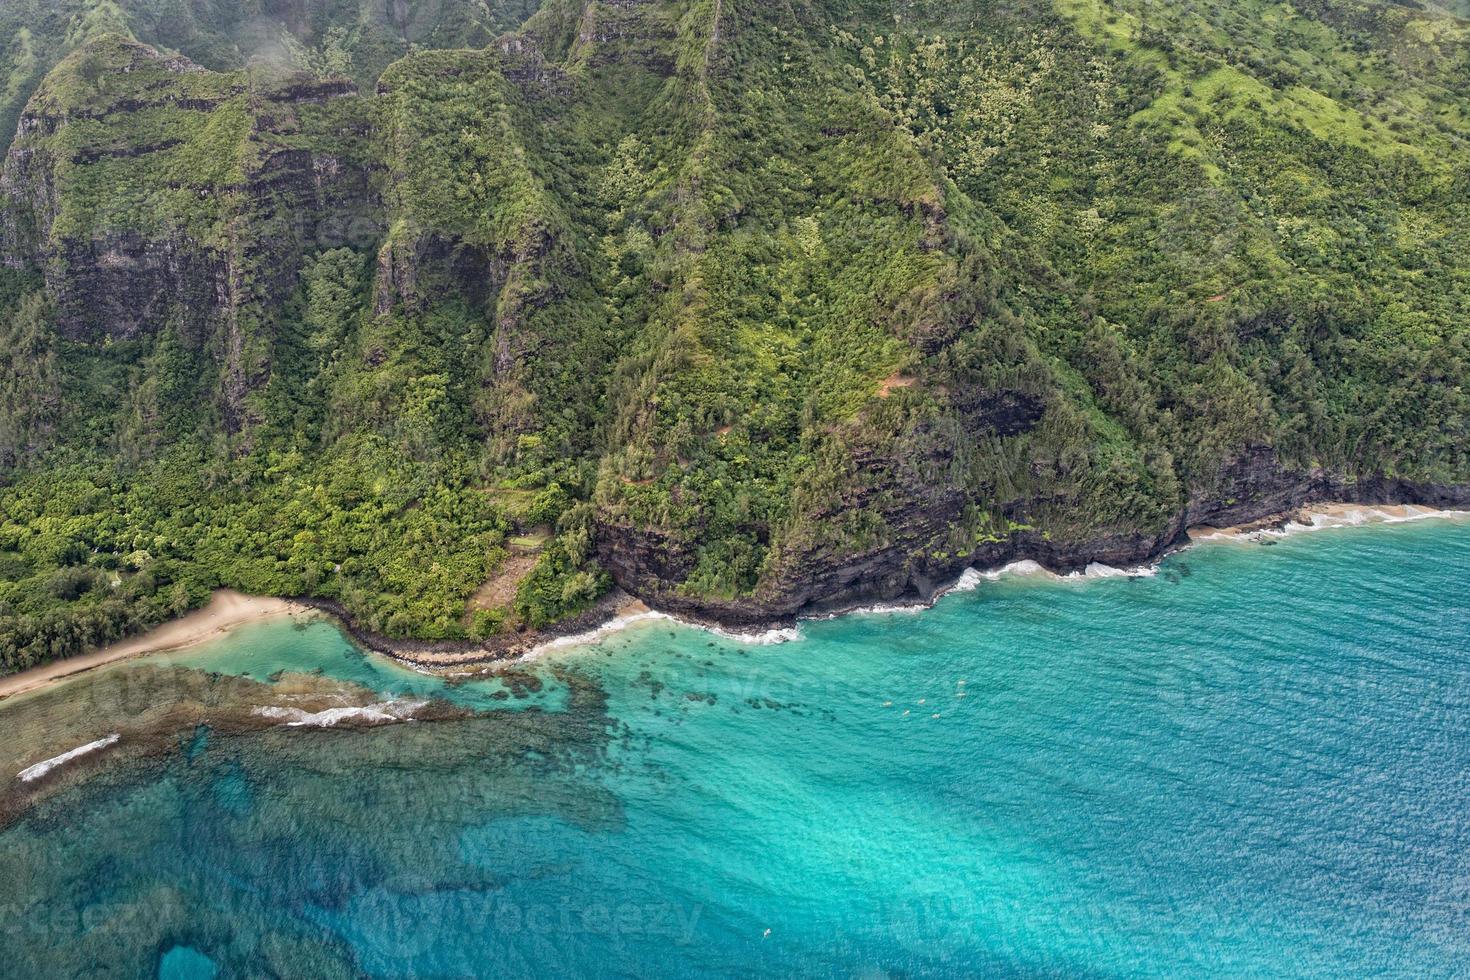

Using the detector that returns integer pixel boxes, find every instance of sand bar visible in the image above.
[0,589,308,702]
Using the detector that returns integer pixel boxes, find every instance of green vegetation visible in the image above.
[0,0,542,157]
[2,0,1469,674]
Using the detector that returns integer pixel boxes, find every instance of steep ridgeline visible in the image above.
[2,0,1469,671]
[0,0,544,160]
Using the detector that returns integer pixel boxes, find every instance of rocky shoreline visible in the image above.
[599,457,1470,629]
[313,468,1470,675]
[291,589,649,671]
[3,465,1467,692]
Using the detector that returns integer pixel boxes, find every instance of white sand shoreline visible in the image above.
[0,589,309,702]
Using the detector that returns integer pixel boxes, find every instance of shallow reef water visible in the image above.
[2,518,1469,977]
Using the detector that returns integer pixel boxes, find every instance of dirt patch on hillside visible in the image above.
[877,373,916,397]
[463,554,539,624]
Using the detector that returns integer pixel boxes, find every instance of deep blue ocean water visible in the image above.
[2,519,1469,977]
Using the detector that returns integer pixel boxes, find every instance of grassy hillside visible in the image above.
[1,0,1468,672]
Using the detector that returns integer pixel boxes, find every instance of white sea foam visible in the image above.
[975,560,1054,582]
[1068,561,1159,579]
[705,624,804,644]
[254,700,427,728]
[944,559,1072,592]
[811,556,1139,620]
[18,734,121,782]
[949,568,986,592]
[524,610,675,660]
[847,600,931,616]
[521,608,804,661]
[1302,506,1469,529]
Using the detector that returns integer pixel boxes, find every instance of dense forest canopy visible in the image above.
[1,0,1468,673]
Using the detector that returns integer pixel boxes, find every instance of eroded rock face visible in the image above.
[0,38,383,435]
[373,232,503,315]
[7,92,380,341]
[45,232,230,342]
[950,387,1047,438]
[0,120,60,270]
[597,440,1470,625]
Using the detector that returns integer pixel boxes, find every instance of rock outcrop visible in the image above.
[0,37,382,430]
[598,442,1470,626]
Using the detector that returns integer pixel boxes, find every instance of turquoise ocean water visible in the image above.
[2,519,1469,977]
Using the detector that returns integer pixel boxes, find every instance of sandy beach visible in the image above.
[1188,502,1467,541]
[0,589,309,702]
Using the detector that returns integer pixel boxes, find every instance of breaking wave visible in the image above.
[1069,561,1160,579]
[524,611,675,660]
[17,734,121,783]
[253,700,428,728]
[524,610,803,662]
[704,624,804,644]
